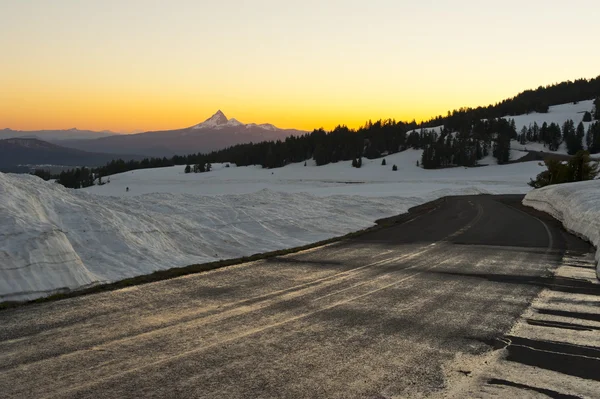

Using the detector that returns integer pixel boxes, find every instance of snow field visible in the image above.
[523,180,600,278]
[84,150,544,198]
[505,100,595,134]
[1,149,546,302]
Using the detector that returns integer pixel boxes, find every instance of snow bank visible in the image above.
[523,181,600,279]
[1,172,507,302]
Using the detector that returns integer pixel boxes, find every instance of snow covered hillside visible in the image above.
[505,100,595,133]
[84,150,544,198]
[410,100,596,157]
[509,100,596,155]
[523,181,600,278]
[1,150,546,302]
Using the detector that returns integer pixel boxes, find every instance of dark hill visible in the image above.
[0,138,145,172]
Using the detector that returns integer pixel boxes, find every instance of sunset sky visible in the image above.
[1,0,598,133]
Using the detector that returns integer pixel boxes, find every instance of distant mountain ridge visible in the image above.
[0,138,145,172]
[0,128,119,141]
[56,111,307,157]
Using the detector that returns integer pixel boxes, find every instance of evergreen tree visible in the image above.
[32,169,53,180]
[381,159,386,166]
[547,123,562,151]
[569,151,599,182]
[587,122,600,154]
[392,164,398,171]
[519,126,528,144]
[540,122,549,145]
[532,122,540,142]
[493,121,512,164]
[529,151,598,188]
[583,111,593,122]
[564,119,583,155]
[529,159,569,188]
[595,97,600,120]
[184,165,191,173]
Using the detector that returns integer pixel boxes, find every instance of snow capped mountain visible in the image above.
[56,111,308,157]
[227,118,244,127]
[192,111,287,131]
[246,123,277,131]
[192,110,230,129]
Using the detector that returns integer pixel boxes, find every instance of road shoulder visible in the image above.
[440,246,600,398]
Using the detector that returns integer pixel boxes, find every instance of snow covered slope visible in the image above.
[84,150,544,198]
[410,101,596,157]
[1,150,546,302]
[508,100,596,155]
[523,181,600,279]
[504,100,595,132]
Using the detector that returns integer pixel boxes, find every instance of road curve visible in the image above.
[0,195,594,398]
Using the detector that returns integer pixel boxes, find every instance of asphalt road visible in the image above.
[0,195,594,398]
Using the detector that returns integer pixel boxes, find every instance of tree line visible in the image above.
[516,119,600,155]
[421,78,600,130]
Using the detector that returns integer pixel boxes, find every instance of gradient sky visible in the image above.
[1,0,598,132]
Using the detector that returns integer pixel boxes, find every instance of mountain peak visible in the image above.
[192,110,231,129]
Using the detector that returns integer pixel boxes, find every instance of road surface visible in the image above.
[0,195,598,398]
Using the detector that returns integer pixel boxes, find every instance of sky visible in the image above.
[1,0,598,133]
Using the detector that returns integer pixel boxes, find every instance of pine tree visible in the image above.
[547,123,562,151]
[576,121,586,150]
[519,126,528,144]
[381,159,386,166]
[392,164,398,171]
[510,119,517,136]
[595,97,600,120]
[185,165,191,173]
[587,122,600,154]
[530,150,599,188]
[493,122,512,164]
[583,111,593,122]
[565,119,583,155]
[540,122,549,145]
[532,122,540,142]
[568,151,599,182]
